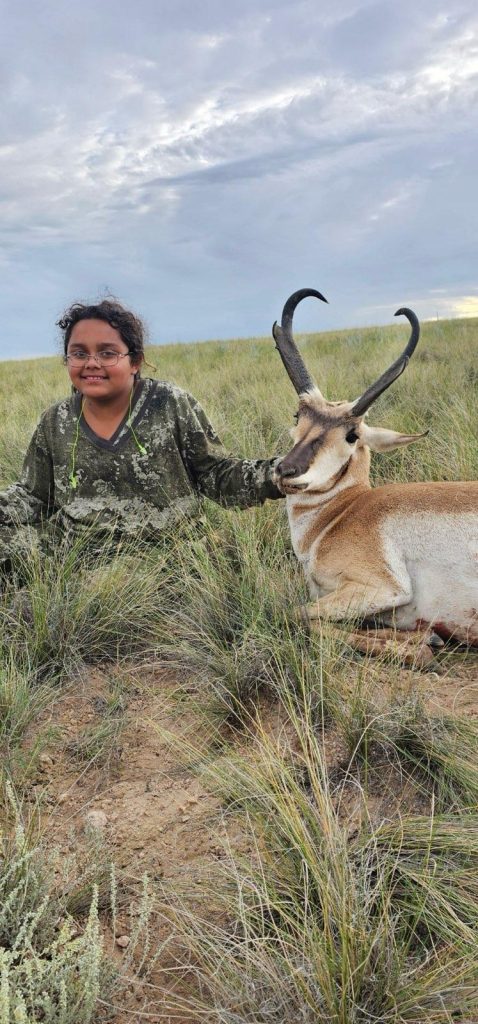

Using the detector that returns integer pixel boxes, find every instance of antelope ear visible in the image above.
[361,424,428,452]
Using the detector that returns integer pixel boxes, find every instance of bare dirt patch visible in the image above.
[15,645,478,1021]
[26,668,223,879]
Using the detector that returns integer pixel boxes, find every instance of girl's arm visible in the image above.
[0,421,55,530]
[178,392,282,508]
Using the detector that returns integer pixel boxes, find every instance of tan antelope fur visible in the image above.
[273,289,478,662]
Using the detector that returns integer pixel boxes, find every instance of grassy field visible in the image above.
[0,315,477,1022]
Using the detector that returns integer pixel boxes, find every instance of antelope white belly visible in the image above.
[381,513,478,641]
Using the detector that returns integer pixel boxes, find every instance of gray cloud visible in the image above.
[0,0,477,358]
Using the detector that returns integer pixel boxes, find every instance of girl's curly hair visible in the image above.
[57,299,147,361]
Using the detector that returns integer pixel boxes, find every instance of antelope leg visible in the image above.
[301,592,441,670]
[343,627,438,669]
[304,582,411,623]
[306,620,439,670]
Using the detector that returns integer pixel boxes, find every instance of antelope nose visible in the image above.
[277,462,299,478]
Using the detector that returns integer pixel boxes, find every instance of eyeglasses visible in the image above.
[65,350,131,368]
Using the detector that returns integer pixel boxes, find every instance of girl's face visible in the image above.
[66,319,141,402]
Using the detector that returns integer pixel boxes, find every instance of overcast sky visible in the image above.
[1,0,477,359]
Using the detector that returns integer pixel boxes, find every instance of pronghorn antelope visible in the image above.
[273,289,478,667]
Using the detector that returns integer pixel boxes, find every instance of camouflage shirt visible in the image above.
[0,379,282,553]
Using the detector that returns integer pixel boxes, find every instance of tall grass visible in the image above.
[1,316,477,1018]
[156,696,478,1022]
[0,531,178,679]
[362,813,478,944]
[153,504,333,717]
[1,315,477,488]
[0,656,52,746]
[332,685,478,810]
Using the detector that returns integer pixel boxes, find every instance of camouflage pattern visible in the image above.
[0,379,282,560]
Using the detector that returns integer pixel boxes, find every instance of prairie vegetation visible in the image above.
[0,315,477,1021]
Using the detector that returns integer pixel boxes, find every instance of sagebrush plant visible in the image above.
[0,889,106,1024]
[0,783,109,1023]
[0,785,159,1023]
[0,783,59,952]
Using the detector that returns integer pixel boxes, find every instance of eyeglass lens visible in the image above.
[67,352,123,366]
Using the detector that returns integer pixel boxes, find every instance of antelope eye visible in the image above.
[346,429,359,444]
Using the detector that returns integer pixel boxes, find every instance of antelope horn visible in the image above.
[351,308,420,417]
[272,288,328,395]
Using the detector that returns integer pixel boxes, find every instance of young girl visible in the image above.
[0,299,283,565]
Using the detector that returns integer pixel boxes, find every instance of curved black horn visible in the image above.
[272,288,328,395]
[351,308,420,417]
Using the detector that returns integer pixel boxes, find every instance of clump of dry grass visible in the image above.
[333,685,478,809]
[0,533,178,679]
[155,695,478,1023]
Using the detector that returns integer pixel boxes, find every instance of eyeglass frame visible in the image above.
[64,350,132,368]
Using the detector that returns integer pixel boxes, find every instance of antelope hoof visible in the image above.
[428,631,445,650]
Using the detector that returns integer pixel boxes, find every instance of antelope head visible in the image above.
[273,289,427,495]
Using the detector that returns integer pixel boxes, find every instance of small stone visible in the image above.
[84,809,107,830]
[180,815,190,823]
[116,934,130,948]
[39,753,53,767]
[58,792,68,804]
[187,795,199,805]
